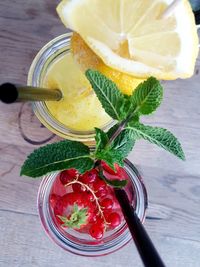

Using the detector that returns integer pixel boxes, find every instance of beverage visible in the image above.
[28,33,114,144]
[43,52,111,131]
[37,160,147,256]
[28,1,198,143]
[23,0,198,257]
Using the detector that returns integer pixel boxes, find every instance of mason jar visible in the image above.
[37,159,148,256]
[28,32,114,146]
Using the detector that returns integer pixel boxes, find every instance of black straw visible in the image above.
[0,83,62,103]
[194,10,200,25]
[114,188,166,267]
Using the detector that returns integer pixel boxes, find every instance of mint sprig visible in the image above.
[85,69,130,121]
[86,70,184,165]
[130,77,163,115]
[94,127,135,169]
[21,69,185,180]
[20,140,94,177]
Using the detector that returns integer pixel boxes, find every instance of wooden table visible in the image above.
[0,1,200,266]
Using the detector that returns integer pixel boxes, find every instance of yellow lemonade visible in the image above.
[43,53,111,131]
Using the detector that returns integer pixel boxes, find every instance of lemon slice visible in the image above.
[71,32,144,95]
[57,0,199,80]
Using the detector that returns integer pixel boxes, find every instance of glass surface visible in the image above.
[28,33,114,146]
[37,159,148,256]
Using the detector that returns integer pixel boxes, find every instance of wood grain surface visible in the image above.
[0,1,200,267]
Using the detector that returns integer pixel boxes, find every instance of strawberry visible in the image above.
[50,167,127,240]
[101,161,120,175]
[54,192,96,230]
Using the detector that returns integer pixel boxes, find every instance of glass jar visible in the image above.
[27,33,114,146]
[37,159,148,256]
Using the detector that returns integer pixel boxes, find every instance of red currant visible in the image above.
[93,179,106,192]
[107,212,121,228]
[60,169,77,185]
[89,224,104,239]
[80,169,98,184]
[95,188,107,198]
[100,198,113,210]
[86,191,94,202]
[72,183,85,193]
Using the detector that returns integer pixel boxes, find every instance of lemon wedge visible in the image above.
[71,32,144,95]
[57,0,199,80]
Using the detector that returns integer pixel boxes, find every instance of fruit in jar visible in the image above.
[50,166,128,239]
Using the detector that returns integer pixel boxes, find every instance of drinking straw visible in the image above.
[194,10,200,25]
[161,0,182,18]
[114,188,166,267]
[0,83,62,104]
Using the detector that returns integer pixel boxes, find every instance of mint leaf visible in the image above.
[130,77,163,115]
[21,140,94,177]
[126,122,185,160]
[99,170,128,188]
[94,125,135,168]
[95,128,109,152]
[85,69,127,120]
[109,129,135,159]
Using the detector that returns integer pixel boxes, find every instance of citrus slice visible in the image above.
[57,0,199,80]
[71,32,144,95]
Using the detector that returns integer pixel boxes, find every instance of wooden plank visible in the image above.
[0,210,200,267]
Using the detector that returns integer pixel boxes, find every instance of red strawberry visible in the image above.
[101,161,120,175]
[53,192,96,230]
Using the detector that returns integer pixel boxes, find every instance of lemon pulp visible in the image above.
[43,53,111,131]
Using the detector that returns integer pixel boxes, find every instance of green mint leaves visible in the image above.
[21,69,185,180]
[94,127,135,168]
[126,122,185,160]
[130,77,163,115]
[85,70,129,120]
[86,70,163,120]
[87,70,185,162]
[20,140,94,178]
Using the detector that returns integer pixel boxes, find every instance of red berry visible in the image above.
[86,191,94,202]
[89,215,97,223]
[101,161,120,175]
[93,179,106,192]
[100,198,113,210]
[80,169,98,184]
[95,188,107,198]
[95,216,105,227]
[89,224,104,239]
[60,169,78,185]
[72,183,85,193]
[107,212,121,228]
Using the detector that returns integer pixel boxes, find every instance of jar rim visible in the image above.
[37,159,148,256]
[28,32,115,145]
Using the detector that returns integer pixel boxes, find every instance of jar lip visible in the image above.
[37,159,148,256]
[28,32,115,143]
